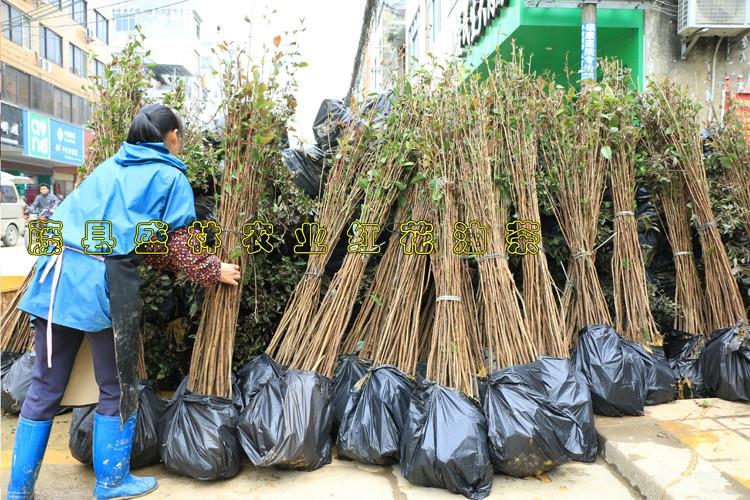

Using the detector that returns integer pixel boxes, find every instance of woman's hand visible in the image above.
[219,262,241,286]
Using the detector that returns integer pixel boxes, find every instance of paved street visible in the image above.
[0,237,36,277]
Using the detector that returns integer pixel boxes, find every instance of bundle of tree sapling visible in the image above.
[486,49,565,358]
[460,74,537,370]
[239,91,413,471]
[712,107,750,238]
[642,80,747,330]
[538,80,612,347]
[337,184,430,465]
[162,39,294,480]
[601,63,659,345]
[399,75,493,500]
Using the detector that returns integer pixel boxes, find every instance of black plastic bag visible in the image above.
[68,382,165,469]
[237,369,333,470]
[571,325,648,417]
[235,354,286,408]
[481,357,597,478]
[312,99,356,154]
[158,391,240,480]
[68,404,96,464]
[282,146,325,199]
[699,326,750,402]
[337,365,414,465]
[400,382,493,500]
[1,351,35,414]
[331,355,371,432]
[631,344,676,405]
[663,330,705,399]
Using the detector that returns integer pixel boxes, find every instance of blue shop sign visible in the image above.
[50,119,84,165]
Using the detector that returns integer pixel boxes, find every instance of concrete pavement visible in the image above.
[0,411,638,500]
[597,399,750,499]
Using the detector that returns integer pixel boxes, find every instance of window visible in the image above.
[72,94,86,125]
[53,87,72,122]
[69,43,87,77]
[407,9,420,70]
[94,59,106,80]
[1,185,18,203]
[428,0,441,46]
[114,9,136,32]
[94,10,108,43]
[70,0,87,28]
[2,1,31,49]
[40,26,63,66]
[1,65,30,107]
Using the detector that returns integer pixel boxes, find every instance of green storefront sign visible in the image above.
[24,111,52,160]
[461,1,644,88]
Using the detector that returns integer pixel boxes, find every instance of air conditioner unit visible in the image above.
[86,28,95,42]
[678,0,750,37]
[39,59,52,71]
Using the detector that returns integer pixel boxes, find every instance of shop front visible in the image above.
[1,102,85,202]
[458,1,644,87]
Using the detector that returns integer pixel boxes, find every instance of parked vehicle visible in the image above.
[0,173,28,247]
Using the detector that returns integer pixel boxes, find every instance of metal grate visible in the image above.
[695,0,747,25]
[678,0,690,32]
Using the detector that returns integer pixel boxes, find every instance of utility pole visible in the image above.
[581,1,598,86]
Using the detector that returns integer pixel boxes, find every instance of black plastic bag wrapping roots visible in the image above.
[312,99,357,155]
[631,344,676,406]
[332,355,371,433]
[282,145,325,199]
[236,354,286,408]
[1,351,34,414]
[480,357,597,478]
[69,404,96,464]
[158,391,241,480]
[69,382,165,469]
[571,325,648,416]
[663,330,706,399]
[337,365,414,465]
[237,369,333,471]
[699,326,750,402]
[400,382,493,500]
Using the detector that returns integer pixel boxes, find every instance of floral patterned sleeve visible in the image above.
[143,226,221,287]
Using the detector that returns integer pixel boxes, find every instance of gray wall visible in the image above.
[644,10,750,123]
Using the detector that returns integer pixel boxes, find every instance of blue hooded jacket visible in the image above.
[19,142,196,332]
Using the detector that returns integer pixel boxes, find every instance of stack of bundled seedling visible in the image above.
[641,81,749,403]
[159,41,292,480]
[397,74,493,500]
[486,49,566,358]
[712,107,750,239]
[237,90,414,472]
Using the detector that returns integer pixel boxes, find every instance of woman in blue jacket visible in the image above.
[7,104,240,500]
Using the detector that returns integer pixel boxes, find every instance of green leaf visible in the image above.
[601,145,612,160]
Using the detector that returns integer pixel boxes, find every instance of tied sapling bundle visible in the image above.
[265,106,377,364]
[643,80,747,330]
[486,51,565,358]
[291,91,418,378]
[422,82,482,395]
[188,44,290,397]
[459,76,537,369]
[712,107,750,238]
[640,114,707,335]
[601,62,659,344]
[538,82,612,346]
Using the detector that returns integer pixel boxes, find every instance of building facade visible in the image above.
[109,0,204,104]
[397,0,750,121]
[352,0,407,97]
[1,0,113,199]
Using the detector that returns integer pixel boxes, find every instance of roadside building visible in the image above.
[109,0,205,104]
[396,0,750,121]
[1,0,113,200]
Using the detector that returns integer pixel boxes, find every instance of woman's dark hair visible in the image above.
[126,104,183,145]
